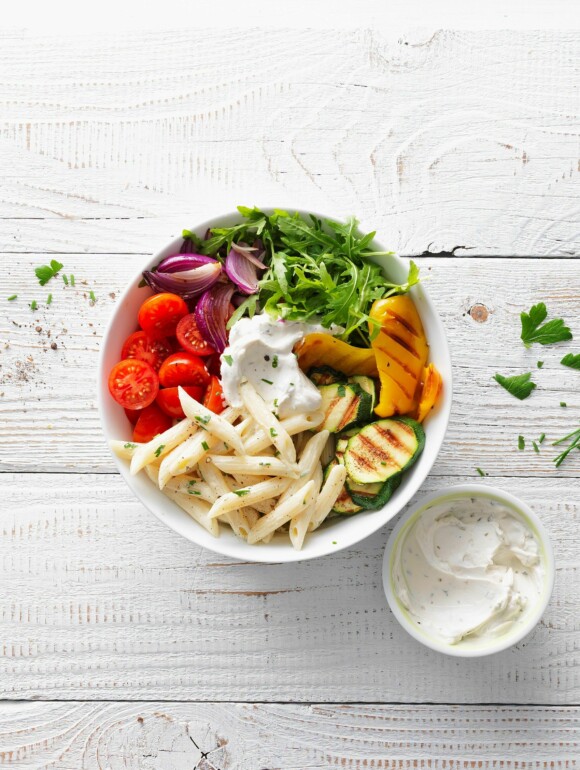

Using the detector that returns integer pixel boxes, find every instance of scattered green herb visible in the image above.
[494,372,536,400]
[62,274,69,286]
[154,444,165,457]
[476,467,485,477]
[561,353,580,370]
[332,541,337,545]
[201,441,209,451]
[89,290,96,302]
[47,293,52,305]
[532,441,540,453]
[261,378,274,385]
[272,355,278,368]
[537,361,544,369]
[539,433,546,444]
[520,302,572,348]
[30,300,38,311]
[70,274,75,287]
[274,450,281,457]
[188,490,201,496]
[35,259,63,286]
[553,427,580,468]
[518,435,525,450]
[195,415,211,425]
[560,402,567,408]
[7,295,17,301]
[223,355,234,367]
[270,428,278,438]
[258,462,271,468]
[233,489,250,497]
[123,442,137,450]
[273,398,279,408]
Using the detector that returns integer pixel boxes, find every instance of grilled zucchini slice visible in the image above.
[324,458,363,515]
[308,366,344,386]
[344,417,425,485]
[315,382,373,434]
[346,474,402,510]
[348,375,376,411]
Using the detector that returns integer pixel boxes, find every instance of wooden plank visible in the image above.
[0,472,576,702]
[1,256,578,476]
[0,702,578,768]
[0,30,578,256]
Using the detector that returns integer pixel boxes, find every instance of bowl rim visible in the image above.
[97,207,453,563]
[382,483,555,657]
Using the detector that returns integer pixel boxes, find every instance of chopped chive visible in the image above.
[270,428,278,438]
[70,274,75,286]
[272,355,278,369]
[154,444,165,457]
[47,293,52,305]
[223,355,233,367]
[62,274,69,285]
[89,290,96,302]
[195,414,211,425]
[123,442,137,449]
[273,398,279,408]
[261,378,274,385]
[233,489,249,497]
[332,541,337,545]
[30,300,38,311]
[518,435,525,450]
[476,467,485,477]
[537,361,544,369]
[7,294,17,301]
[201,441,209,451]
[539,433,546,444]
[560,402,567,408]
[532,441,540,453]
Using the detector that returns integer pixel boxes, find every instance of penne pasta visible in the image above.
[208,455,300,478]
[199,461,254,538]
[130,418,197,475]
[239,381,296,464]
[208,477,291,520]
[289,462,323,550]
[247,480,316,544]
[277,430,330,506]
[165,476,215,503]
[242,411,324,455]
[109,439,141,460]
[179,388,244,454]
[309,463,347,531]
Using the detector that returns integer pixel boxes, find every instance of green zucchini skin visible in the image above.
[347,474,402,510]
[348,375,376,411]
[316,382,373,434]
[344,417,425,485]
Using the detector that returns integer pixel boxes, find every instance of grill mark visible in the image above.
[338,395,361,431]
[388,332,421,360]
[374,426,408,452]
[376,363,414,399]
[388,310,419,336]
[377,339,416,379]
[356,434,396,468]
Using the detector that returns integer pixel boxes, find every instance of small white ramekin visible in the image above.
[382,484,555,657]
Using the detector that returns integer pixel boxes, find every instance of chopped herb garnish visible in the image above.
[561,353,580,370]
[7,295,17,301]
[89,290,96,302]
[223,355,234,367]
[62,274,69,286]
[332,540,337,545]
[274,450,281,457]
[494,372,536,400]
[123,442,137,449]
[70,274,75,287]
[35,259,63,286]
[520,302,572,348]
[273,398,279,408]
[201,441,209,451]
[195,414,211,425]
[539,433,546,444]
[47,293,52,305]
[560,402,567,408]
[380,461,387,466]
[518,435,525,450]
[188,480,197,486]
[188,490,201,496]
[233,489,250,497]
[553,426,580,468]
[258,462,271,468]
[532,441,540,453]
[289,382,295,387]
[30,300,38,311]
[154,444,165,457]
[537,361,544,369]
[272,355,278,368]
[270,428,278,438]
[476,467,485,477]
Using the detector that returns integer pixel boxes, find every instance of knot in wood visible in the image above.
[469,303,490,323]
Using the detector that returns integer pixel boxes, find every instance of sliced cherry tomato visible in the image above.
[176,314,215,357]
[108,358,159,410]
[158,352,210,388]
[121,330,173,372]
[156,385,205,419]
[205,352,222,376]
[124,407,141,425]
[132,403,173,443]
[138,292,188,339]
[203,375,226,414]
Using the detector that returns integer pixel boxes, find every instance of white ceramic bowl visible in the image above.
[98,209,452,563]
[383,484,555,656]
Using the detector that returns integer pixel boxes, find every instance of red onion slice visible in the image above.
[225,246,267,295]
[157,253,218,273]
[142,261,221,299]
[195,284,235,353]
[231,241,267,269]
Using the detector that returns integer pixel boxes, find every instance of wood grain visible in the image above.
[0,702,578,769]
[1,257,578,476]
[0,472,576,702]
[0,30,578,256]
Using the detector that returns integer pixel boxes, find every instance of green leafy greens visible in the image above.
[494,372,536,400]
[561,353,580,370]
[35,259,63,286]
[201,207,419,347]
[520,302,572,348]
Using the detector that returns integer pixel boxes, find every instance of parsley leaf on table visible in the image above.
[494,372,536,400]
[35,259,63,286]
[520,302,572,348]
[561,353,580,370]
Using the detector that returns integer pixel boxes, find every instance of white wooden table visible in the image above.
[0,28,579,768]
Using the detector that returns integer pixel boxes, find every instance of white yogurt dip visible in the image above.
[392,496,544,645]
[221,314,323,418]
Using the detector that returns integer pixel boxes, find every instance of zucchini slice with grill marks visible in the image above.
[315,382,373,434]
[344,417,425,485]
[348,375,376,411]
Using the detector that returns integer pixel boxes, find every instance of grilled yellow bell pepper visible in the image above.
[415,363,443,422]
[295,333,379,377]
[369,296,429,417]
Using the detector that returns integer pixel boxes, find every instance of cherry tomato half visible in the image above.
[158,352,210,388]
[132,403,173,443]
[203,375,226,414]
[156,385,205,419]
[124,407,141,425]
[108,358,159,410]
[176,314,215,357]
[121,330,173,372]
[138,293,188,339]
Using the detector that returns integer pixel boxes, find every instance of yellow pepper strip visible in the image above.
[415,363,443,422]
[369,295,429,417]
[295,333,379,377]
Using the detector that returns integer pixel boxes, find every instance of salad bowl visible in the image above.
[98,209,453,563]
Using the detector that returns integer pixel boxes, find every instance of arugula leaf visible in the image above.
[494,372,536,400]
[561,353,580,370]
[35,259,63,286]
[520,302,572,347]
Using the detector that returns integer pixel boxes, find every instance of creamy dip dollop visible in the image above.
[221,314,323,419]
[392,497,544,645]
